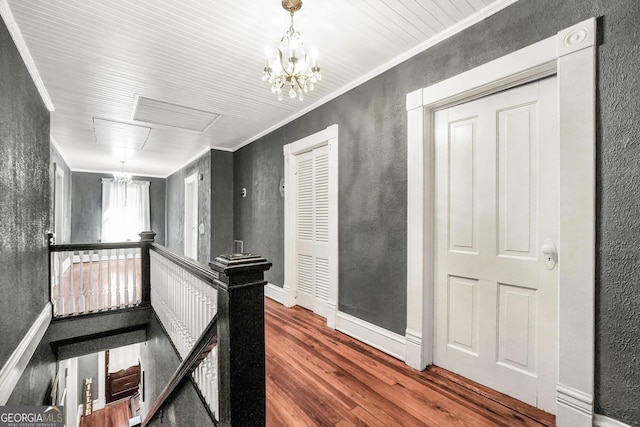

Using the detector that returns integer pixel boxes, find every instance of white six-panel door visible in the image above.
[434,77,559,413]
[295,145,330,317]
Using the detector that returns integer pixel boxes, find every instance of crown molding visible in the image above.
[0,0,55,112]
[232,0,522,152]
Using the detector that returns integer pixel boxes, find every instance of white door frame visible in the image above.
[283,124,339,328]
[54,164,65,243]
[184,173,198,259]
[405,18,596,426]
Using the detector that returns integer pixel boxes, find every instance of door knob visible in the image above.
[540,239,557,270]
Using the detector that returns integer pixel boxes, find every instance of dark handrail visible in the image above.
[150,244,221,289]
[142,314,219,427]
[49,241,142,252]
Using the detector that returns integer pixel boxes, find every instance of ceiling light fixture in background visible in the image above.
[113,160,132,185]
[262,0,322,101]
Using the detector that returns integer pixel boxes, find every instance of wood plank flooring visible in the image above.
[265,298,555,427]
[78,398,131,427]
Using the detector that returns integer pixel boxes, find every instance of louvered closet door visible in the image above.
[295,145,330,317]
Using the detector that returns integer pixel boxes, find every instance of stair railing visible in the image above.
[48,231,155,317]
[145,247,271,427]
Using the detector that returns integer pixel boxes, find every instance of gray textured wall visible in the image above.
[166,152,211,262]
[233,126,297,292]
[166,149,234,263]
[211,150,235,258]
[70,172,166,245]
[0,17,52,373]
[232,0,640,423]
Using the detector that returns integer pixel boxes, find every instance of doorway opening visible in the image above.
[184,173,198,260]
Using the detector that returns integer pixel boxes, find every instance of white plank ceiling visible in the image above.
[4,0,505,177]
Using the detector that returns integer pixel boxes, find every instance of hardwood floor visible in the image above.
[265,298,555,427]
[78,398,131,427]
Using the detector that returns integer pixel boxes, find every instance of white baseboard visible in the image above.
[556,384,593,427]
[264,283,286,305]
[326,302,337,330]
[594,414,632,427]
[0,303,52,404]
[404,328,428,370]
[91,398,104,411]
[335,311,406,361]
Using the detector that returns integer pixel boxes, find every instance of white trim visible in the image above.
[97,351,105,408]
[77,403,83,426]
[71,168,168,179]
[264,283,286,305]
[0,0,54,111]
[166,146,211,178]
[207,144,234,153]
[593,414,633,427]
[231,0,521,152]
[557,384,593,418]
[283,125,339,328]
[184,173,199,259]
[336,311,406,362]
[51,136,71,170]
[406,17,597,427]
[54,165,65,244]
[0,303,52,404]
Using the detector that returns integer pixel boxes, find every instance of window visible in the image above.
[101,179,150,242]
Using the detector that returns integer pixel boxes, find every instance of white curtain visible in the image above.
[101,178,150,242]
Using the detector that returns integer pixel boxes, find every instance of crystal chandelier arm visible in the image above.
[263,0,320,101]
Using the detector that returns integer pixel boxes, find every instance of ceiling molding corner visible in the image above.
[50,135,72,167]
[232,0,522,152]
[166,145,213,178]
[0,0,55,112]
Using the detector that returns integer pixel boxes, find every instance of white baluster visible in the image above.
[107,250,113,309]
[180,269,187,355]
[68,252,75,315]
[57,254,65,316]
[98,250,104,311]
[183,269,189,355]
[124,249,133,307]
[78,250,85,314]
[88,251,94,312]
[132,248,138,305]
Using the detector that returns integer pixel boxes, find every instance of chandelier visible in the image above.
[113,160,132,185]
[262,0,321,101]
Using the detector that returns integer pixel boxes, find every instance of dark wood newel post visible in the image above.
[139,230,156,304]
[209,254,272,427]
